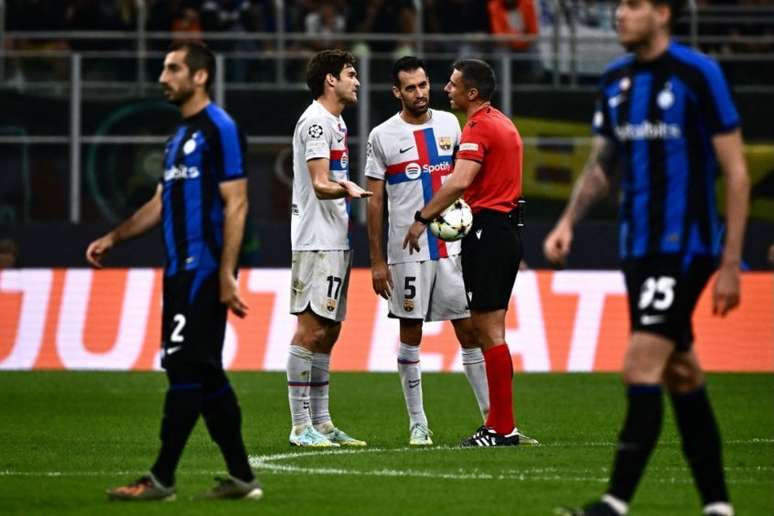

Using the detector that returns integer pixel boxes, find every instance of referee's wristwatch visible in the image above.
[414,210,431,225]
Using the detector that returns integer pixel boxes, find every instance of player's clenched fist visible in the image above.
[543,221,573,268]
[85,234,115,268]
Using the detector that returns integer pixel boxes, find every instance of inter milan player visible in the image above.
[404,59,538,447]
[365,56,491,446]
[545,1,749,514]
[285,49,371,448]
[87,41,261,501]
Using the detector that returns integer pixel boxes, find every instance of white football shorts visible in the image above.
[388,255,469,322]
[290,250,352,322]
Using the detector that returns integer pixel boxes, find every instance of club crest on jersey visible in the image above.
[403,299,415,313]
[183,134,199,155]
[326,298,337,312]
[437,137,452,151]
[404,162,422,180]
[657,82,674,110]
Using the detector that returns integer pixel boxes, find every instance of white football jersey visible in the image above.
[365,110,461,264]
[291,101,351,251]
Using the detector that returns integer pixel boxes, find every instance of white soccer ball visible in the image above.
[429,198,473,242]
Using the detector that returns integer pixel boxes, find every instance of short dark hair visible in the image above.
[167,41,215,93]
[651,0,686,28]
[392,56,427,88]
[305,49,357,99]
[452,59,496,101]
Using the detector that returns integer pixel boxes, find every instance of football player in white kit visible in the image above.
[286,49,372,448]
[365,57,490,446]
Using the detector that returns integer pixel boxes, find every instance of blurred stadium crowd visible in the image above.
[5,0,773,56]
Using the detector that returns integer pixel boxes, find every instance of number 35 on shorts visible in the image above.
[638,276,676,311]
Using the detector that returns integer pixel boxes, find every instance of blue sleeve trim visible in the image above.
[206,104,246,179]
[669,44,740,131]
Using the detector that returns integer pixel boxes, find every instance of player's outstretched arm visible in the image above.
[366,177,392,299]
[219,178,249,318]
[543,136,614,267]
[85,185,163,268]
[307,158,372,199]
[711,129,750,316]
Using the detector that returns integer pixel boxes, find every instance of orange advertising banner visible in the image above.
[0,268,771,372]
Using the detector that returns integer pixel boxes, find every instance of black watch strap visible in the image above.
[414,210,431,225]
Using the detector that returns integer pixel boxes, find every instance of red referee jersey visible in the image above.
[455,105,522,214]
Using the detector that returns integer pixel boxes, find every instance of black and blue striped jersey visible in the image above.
[160,103,247,279]
[592,41,740,261]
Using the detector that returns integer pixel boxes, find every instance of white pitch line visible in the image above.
[246,441,774,485]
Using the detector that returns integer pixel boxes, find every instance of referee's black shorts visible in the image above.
[161,269,228,369]
[461,208,523,311]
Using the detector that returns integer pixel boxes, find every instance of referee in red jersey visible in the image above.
[403,59,538,447]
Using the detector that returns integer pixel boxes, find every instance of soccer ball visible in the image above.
[429,198,473,242]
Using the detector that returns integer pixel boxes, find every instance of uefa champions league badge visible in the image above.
[657,82,674,110]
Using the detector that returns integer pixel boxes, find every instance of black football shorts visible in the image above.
[623,254,717,351]
[161,269,228,369]
[461,209,523,311]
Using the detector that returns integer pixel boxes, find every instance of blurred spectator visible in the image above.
[346,0,416,56]
[147,0,203,50]
[425,0,490,55]
[170,7,204,45]
[5,0,69,85]
[0,239,19,269]
[488,0,539,51]
[304,0,347,50]
[488,0,541,82]
[202,0,261,81]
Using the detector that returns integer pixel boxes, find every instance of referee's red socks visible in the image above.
[483,343,515,434]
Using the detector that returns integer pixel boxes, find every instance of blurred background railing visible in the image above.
[0,0,771,268]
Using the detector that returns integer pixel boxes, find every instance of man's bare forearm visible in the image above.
[366,180,386,265]
[559,137,614,227]
[220,187,247,277]
[110,187,162,243]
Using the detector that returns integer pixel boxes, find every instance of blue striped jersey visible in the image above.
[160,103,247,277]
[592,41,740,260]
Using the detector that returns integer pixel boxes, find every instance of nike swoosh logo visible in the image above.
[166,345,183,355]
[408,379,420,389]
[608,95,625,108]
[399,146,414,153]
[475,229,483,240]
[640,314,666,325]
[336,135,345,142]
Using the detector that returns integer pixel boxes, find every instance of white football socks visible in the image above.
[397,342,428,428]
[286,345,313,431]
[310,352,332,428]
[461,346,490,421]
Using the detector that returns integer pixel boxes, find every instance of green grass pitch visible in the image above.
[0,371,771,515]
